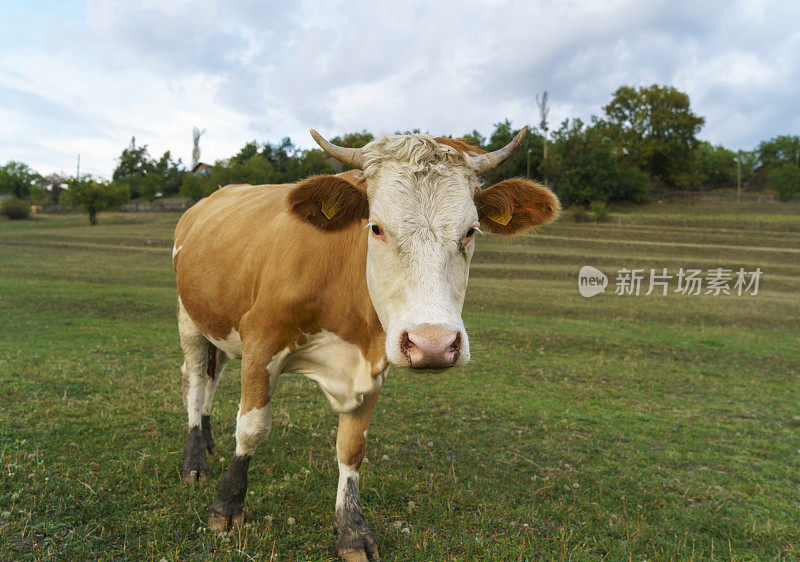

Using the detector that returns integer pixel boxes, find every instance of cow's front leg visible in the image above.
[334,390,381,562]
[208,346,285,532]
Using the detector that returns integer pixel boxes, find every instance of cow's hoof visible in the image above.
[180,450,211,483]
[335,520,379,561]
[208,502,244,533]
[181,426,211,484]
[180,463,211,484]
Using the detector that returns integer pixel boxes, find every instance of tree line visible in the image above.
[2,85,798,224]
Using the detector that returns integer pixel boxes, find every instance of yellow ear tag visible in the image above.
[320,198,342,220]
[487,209,512,226]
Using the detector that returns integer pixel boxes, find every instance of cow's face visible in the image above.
[297,128,560,369]
[363,155,480,369]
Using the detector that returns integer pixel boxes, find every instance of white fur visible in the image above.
[335,461,360,510]
[177,297,209,428]
[360,135,478,366]
[233,348,289,456]
[181,305,382,415]
[235,404,272,456]
[284,331,383,413]
[172,244,183,259]
[202,350,230,416]
[207,328,243,358]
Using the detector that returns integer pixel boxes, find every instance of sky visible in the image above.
[1,0,798,178]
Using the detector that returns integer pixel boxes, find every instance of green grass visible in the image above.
[1,205,799,560]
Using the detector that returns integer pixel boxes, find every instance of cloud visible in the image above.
[1,0,798,176]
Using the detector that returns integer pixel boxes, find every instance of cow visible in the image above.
[172,126,559,560]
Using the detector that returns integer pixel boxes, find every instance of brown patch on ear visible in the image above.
[434,137,486,154]
[288,175,368,231]
[475,178,560,235]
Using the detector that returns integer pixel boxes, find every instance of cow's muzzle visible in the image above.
[400,324,462,369]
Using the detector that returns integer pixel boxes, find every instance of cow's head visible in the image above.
[290,127,559,370]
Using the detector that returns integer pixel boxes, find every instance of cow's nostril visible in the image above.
[449,332,461,352]
[401,331,424,364]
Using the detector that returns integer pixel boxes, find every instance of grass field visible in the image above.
[1,201,799,560]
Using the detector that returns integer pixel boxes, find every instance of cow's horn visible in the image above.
[309,129,366,169]
[471,126,529,174]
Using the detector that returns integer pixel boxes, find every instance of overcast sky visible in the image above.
[1,0,798,178]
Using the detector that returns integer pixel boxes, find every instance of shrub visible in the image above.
[1,197,31,220]
[570,206,591,222]
[767,164,800,202]
[589,201,609,221]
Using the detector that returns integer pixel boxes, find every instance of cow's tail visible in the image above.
[207,345,218,379]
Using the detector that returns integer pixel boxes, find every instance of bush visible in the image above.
[569,206,591,222]
[589,201,609,221]
[1,197,31,220]
[767,164,800,201]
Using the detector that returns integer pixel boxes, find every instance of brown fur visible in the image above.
[173,174,385,416]
[474,178,560,235]
[433,137,486,154]
[287,174,368,231]
[337,391,381,469]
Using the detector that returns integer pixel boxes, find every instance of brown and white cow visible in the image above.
[173,126,559,560]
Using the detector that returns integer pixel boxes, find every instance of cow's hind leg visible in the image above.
[208,344,286,532]
[335,390,381,562]
[178,301,214,484]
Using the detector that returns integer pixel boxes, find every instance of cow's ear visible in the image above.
[474,178,560,235]
[288,173,368,231]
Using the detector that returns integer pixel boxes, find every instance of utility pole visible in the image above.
[736,150,741,202]
[76,154,80,179]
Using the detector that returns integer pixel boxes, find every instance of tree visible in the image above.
[0,161,39,199]
[62,176,130,225]
[155,151,185,196]
[260,137,299,182]
[543,119,649,206]
[598,85,704,188]
[694,141,738,188]
[35,173,68,203]
[756,135,800,170]
[459,130,486,148]
[112,137,154,198]
[767,163,800,201]
[330,131,374,149]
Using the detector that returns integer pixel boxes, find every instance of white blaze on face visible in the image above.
[361,137,479,368]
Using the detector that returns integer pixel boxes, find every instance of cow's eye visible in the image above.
[368,222,386,241]
[462,225,479,246]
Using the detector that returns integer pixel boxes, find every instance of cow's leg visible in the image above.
[201,346,229,455]
[178,303,213,484]
[208,346,286,532]
[335,390,381,562]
